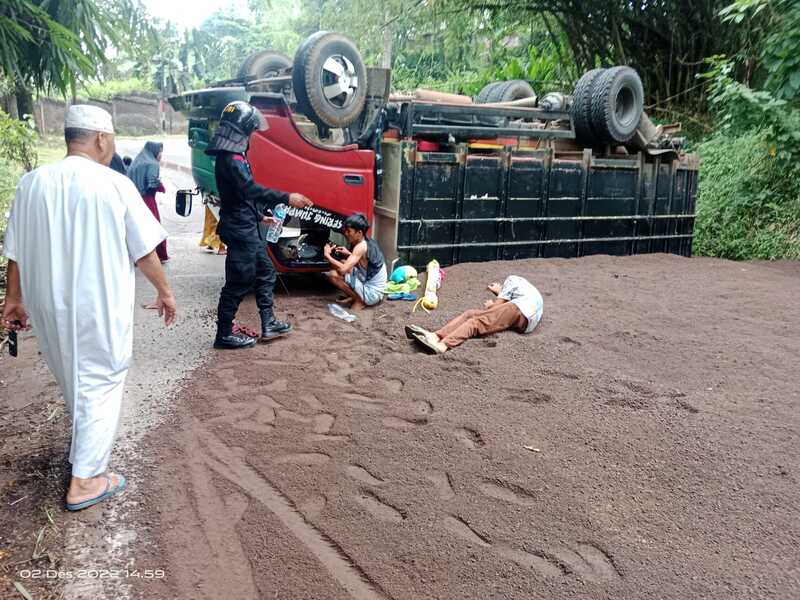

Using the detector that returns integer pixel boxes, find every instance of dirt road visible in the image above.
[0,161,216,600]
[124,254,799,599]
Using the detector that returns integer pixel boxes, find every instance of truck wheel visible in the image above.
[570,68,605,144]
[590,66,644,143]
[475,82,503,104]
[237,50,291,80]
[486,80,535,103]
[292,32,367,129]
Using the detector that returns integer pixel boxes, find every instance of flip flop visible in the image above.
[410,331,447,355]
[66,473,127,512]
[404,324,428,339]
[387,293,417,301]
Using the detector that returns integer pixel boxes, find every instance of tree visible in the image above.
[0,0,151,115]
[447,0,762,110]
[721,0,800,100]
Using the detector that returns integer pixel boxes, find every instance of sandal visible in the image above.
[66,473,127,512]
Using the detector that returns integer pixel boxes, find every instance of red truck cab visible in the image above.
[249,94,375,272]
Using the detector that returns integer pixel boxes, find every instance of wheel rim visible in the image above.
[615,87,636,127]
[320,54,359,110]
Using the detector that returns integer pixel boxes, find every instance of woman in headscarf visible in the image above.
[127,141,168,263]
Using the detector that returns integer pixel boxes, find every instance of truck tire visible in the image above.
[237,50,291,80]
[570,68,605,144]
[292,31,367,129]
[590,66,644,143]
[486,80,535,103]
[475,82,503,104]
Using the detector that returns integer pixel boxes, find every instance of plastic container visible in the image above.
[327,303,357,322]
[265,203,288,243]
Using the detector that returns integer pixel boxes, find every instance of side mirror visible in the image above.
[176,189,198,217]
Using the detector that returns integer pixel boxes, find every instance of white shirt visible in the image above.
[497,275,544,333]
[3,156,167,476]
[4,154,167,375]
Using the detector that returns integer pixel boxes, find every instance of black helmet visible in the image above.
[206,101,268,156]
[219,101,268,135]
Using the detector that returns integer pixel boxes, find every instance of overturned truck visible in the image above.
[169,32,697,272]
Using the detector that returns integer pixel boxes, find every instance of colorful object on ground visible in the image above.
[387,292,417,301]
[385,277,420,294]
[413,260,443,313]
[390,265,418,283]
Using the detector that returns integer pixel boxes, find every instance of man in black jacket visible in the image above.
[206,101,312,349]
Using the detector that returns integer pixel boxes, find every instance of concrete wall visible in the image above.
[34,94,187,137]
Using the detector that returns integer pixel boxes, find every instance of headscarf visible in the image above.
[109,153,126,175]
[127,141,163,195]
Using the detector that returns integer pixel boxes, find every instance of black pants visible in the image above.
[217,237,276,334]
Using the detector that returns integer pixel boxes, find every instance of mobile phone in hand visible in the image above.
[8,330,18,357]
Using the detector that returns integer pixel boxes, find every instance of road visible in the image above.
[0,145,226,600]
[116,135,192,172]
[60,153,225,599]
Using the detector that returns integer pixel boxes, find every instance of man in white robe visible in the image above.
[1,105,177,511]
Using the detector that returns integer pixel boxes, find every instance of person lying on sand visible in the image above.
[323,213,387,311]
[406,275,543,354]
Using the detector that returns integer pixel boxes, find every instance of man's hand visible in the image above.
[134,251,176,326]
[262,215,279,225]
[154,293,177,327]
[288,193,313,209]
[487,282,502,296]
[323,243,333,258]
[2,300,28,331]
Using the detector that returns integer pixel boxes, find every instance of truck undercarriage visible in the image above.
[169,32,697,273]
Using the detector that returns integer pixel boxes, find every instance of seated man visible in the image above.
[406,275,543,354]
[323,213,387,310]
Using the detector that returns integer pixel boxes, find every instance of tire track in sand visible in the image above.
[196,424,392,600]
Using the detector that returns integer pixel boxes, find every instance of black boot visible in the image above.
[260,310,293,341]
[214,321,256,350]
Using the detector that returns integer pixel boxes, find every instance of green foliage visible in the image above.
[695,55,800,259]
[695,129,800,259]
[481,43,578,95]
[721,0,800,100]
[0,155,21,252]
[0,109,37,254]
[80,77,154,101]
[701,55,800,163]
[0,0,150,96]
[0,109,38,172]
[196,8,303,83]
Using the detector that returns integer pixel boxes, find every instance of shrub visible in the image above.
[694,56,800,259]
[79,77,155,101]
[695,129,800,259]
[0,109,38,258]
[0,109,37,172]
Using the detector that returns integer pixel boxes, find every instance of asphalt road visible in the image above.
[116,135,192,172]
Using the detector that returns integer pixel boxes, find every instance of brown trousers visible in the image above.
[435,301,528,349]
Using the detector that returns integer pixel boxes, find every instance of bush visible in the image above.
[0,156,22,264]
[693,56,800,260]
[0,110,37,172]
[695,129,800,259]
[79,77,155,102]
[0,109,38,260]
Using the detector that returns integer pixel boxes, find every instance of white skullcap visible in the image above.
[65,104,115,134]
